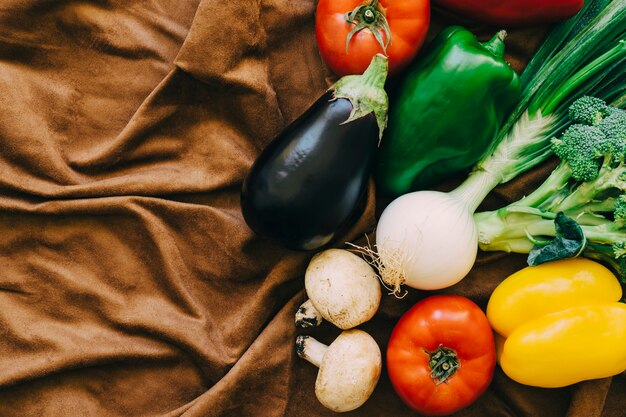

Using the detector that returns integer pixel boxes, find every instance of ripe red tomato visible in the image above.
[387,295,496,416]
[316,0,430,76]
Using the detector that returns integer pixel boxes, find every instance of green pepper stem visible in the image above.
[481,30,507,58]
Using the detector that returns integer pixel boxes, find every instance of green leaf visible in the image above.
[527,212,587,265]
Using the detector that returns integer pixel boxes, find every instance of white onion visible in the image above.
[376,190,478,290]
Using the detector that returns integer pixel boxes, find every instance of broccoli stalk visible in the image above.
[474,96,626,281]
[476,209,626,250]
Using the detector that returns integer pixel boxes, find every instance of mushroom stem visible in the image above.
[295,335,327,368]
[295,299,323,328]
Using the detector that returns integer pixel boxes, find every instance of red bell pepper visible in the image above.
[433,0,584,27]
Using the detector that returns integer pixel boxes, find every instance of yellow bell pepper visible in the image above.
[487,258,622,337]
[500,303,626,388]
[487,258,626,388]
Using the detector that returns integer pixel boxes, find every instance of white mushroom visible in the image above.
[295,249,381,330]
[296,330,382,412]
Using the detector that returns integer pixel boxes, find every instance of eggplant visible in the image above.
[241,54,389,251]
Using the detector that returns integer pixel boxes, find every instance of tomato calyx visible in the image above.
[344,0,391,55]
[425,345,460,385]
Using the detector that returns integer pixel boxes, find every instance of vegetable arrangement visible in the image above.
[488,259,626,387]
[316,0,430,76]
[373,0,626,293]
[432,0,584,27]
[239,0,626,414]
[376,26,521,194]
[241,54,388,250]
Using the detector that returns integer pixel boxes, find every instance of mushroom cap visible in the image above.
[305,249,381,329]
[315,329,382,412]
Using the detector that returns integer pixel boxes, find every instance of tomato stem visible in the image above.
[363,8,376,23]
[425,345,460,385]
[344,0,391,55]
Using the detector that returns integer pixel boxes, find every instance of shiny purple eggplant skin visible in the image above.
[240,92,379,251]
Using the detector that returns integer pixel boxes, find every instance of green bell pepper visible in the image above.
[376,26,521,195]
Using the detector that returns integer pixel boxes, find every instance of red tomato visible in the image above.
[387,295,496,416]
[316,0,430,76]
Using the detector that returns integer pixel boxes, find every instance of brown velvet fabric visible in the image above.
[0,1,623,416]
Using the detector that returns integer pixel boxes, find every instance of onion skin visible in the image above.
[375,191,478,290]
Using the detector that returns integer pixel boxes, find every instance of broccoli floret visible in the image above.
[614,195,626,225]
[551,124,607,181]
[598,107,626,140]
[613,241,626,259]
[568,96,608,125]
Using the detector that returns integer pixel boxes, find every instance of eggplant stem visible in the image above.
[331,54,389,142]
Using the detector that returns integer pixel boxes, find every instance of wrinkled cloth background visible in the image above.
[0,1,623,416]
